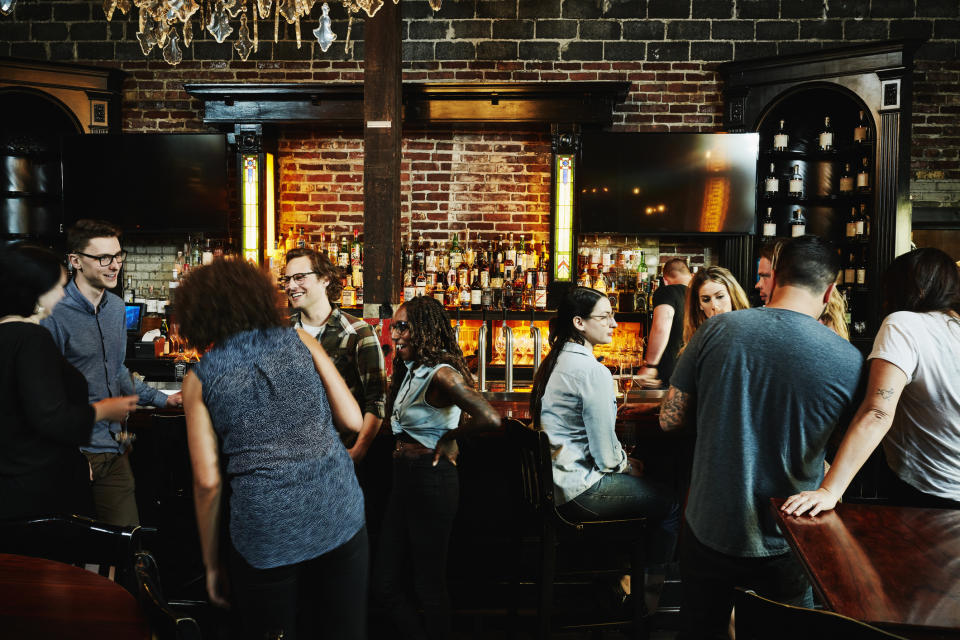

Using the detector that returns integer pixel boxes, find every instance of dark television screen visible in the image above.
[577,132,759,235]
[61,134,229,234]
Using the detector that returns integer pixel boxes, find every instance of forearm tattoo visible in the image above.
[876,387,894,400]
[660,389,689,431]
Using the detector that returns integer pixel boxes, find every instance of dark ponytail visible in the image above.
[529,287,605,428]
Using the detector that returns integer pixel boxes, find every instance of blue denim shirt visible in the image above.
[41,280,168,453]
[390,362,462,449]
[539,342,627,504]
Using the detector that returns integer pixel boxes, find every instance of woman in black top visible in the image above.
[0,243,137,521]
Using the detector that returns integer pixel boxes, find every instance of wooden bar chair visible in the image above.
[505,418,650,640]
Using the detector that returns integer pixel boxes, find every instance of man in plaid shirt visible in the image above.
[283,247,386,462]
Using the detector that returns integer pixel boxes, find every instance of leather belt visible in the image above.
[393,438,433,459]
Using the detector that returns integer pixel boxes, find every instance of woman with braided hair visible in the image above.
[373,295,501,639]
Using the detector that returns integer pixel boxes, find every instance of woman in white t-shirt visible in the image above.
[783,248,960,515]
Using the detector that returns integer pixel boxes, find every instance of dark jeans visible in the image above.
[558,472,680,566]
[373,453,459,640]
[228,525,368,640]
[677,521,813,640]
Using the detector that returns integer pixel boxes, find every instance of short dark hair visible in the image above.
[663,258,690,278]
[759,239,785,266]
[66,219,122,254]
[774,235,840,294]
[882,248,960,315]
[0,242,64,317]
[284,247,344,302]
[174,257,284,350]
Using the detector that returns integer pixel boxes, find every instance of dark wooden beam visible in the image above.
[362,0,402,310]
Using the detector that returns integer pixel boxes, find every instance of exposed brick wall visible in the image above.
[3,0,959,257]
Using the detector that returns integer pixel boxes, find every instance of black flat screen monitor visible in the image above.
[61,133,229,234]
[577,132,759,236]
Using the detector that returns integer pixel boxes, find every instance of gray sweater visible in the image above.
[41,279,168,453]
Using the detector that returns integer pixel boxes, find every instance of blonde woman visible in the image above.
[682,266,751,346]
[819,284,850,340]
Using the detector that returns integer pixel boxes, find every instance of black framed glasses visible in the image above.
[76,250,127,266]
[390,321,411,334]
[279,271,319,287]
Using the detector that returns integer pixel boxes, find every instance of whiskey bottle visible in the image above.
[124,276,135,303]
[459,273,471,309]
[839,163,854,194]
[860,203,871,239]
[432,271,447,306]
[762,207,777,239]
[790,208,806,237]
[818,116,833,152]
[449,233,463,270]
[764,163,779,197]
[444,271,459,308]
[856,249,867,287]
[535,270,547,310]
[845,206,858,241]
[788,165,803,198]
[338,235,350,269]
[470,271,483,311]
[844,252,856,286]
[853,110,869,144]
[415,270,426,298]
[856,157,871,192]
[341,275,357,307]
[773,119,789,152]
[403,264,416,303]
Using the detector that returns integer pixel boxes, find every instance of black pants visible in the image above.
[677,521,812,640]
[228,525,369,640]
[373,453,459,640]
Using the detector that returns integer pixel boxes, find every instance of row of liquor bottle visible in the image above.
[763,159,871,199]
[760,204,872,242]
[770,111,872,153]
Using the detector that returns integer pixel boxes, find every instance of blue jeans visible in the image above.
[559,472,680,565]
[373,452,459,640]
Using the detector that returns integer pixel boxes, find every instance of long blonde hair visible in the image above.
[682,266,750,345]
[819,284,849,341]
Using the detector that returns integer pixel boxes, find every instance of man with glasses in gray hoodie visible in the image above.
[42,219,181,526]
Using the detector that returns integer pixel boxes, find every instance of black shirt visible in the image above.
[650,283,687,388]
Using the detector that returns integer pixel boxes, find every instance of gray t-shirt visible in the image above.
[671,307,863,558]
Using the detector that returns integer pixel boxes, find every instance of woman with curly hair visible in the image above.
[177,257,367,639]
[373,295,500,640]
[681,266,750,346]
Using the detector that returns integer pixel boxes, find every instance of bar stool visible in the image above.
[505,418,650,640]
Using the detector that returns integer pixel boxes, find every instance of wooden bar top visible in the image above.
[0,553,150,639]
[771,498,960,638]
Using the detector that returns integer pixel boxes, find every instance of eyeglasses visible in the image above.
[389,321,411,334]
[279,271,318,287]
[75,250,127,267]
[587,313,617,324]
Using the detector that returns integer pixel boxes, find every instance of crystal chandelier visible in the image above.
[94,0,438,66]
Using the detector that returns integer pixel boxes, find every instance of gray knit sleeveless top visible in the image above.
[192,327,363,569]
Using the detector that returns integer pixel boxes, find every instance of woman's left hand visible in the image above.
[433,432,459,467]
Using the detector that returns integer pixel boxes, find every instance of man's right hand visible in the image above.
[93,395,139,423]
[636,367,661,388]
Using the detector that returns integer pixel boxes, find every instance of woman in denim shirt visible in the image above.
[373,295,501,640]
[530,287,679,605]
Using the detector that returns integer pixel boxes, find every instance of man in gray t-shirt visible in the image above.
[660,236,863,640]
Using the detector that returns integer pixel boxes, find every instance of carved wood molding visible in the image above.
[184,81,630,127]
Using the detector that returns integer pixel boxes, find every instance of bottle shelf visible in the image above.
[759,192,873,205]
[762,144,874,160]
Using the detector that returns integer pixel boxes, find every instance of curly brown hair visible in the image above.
[66,219,121,254]
[285,247,344,302]
[384,296,474,418]
[174,257,284,350]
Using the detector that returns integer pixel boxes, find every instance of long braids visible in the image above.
[529,287,605,428]
[384,296,475,419]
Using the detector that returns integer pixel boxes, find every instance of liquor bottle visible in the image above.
[433,271,447,306]
[535,269,548,310]
[283,229,296,253]
[577,265,591,289]
[146,285,158,315]
[425,241,437,274]
[160,318,170,356]
[449,233,463,270]
[341,275,357,307]
[459,272,471,309]
[327,234,339,265]
[481,279,494,310]
[489,256,503,309]
[860,203,871,239]
[853,110,869,144]
[524,235,536,273]
[856,249,867,287]
[470,270,483,310]
[856,157,871,192]
[504,233,517,271]
[818,116,833,152]
[338,234,350,268]
[350,228,362,265]
[853,205,865,241]
[762,207,777,239]
[202,238,215,263]
[124,276,135,303]
[788,165,803,198]
[355,274,364,308]
[445,270,459,308]
[502,277,514,311]
[844,252,857,286]
[415,270,427,298]
[845,206,858,240]
[414,233,426,274]
[790,208,806,237]
[843,290,853,328]
[402,239,413,276]
[839,163,854,193]
[158,284,168,315]
[403,262,416,302]
[773,119,789,152]
[764,163,779,197]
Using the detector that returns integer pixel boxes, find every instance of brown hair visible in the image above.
[759,239,785,267]
[174,257,284,350]
[662,257,691,279]
[682,266,750,345]
[66,219,122,254]
[882,247,960,315]
[285,247,344,302]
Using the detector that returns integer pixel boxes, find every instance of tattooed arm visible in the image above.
[427,366,502,465]
[781,358,907,516]
[659,386,691,432]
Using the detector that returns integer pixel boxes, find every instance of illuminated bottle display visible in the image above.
[762,207,777,239]
[764,163,779,197]
[856,157,871,191]
[773,119,789,151]
[853,110,869,144]
[788,165,803,198]
[818,116,833,151]
[839,163,854,193]
[790,208,806,237]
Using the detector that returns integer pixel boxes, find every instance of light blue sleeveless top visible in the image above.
[391,362,462,449]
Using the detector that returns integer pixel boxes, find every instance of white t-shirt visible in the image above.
[869,311,960,500]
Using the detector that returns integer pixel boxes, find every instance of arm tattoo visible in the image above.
[876,387,894,400]
[659,388,690,432]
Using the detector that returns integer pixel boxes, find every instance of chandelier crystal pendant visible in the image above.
[99,0,412,66]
